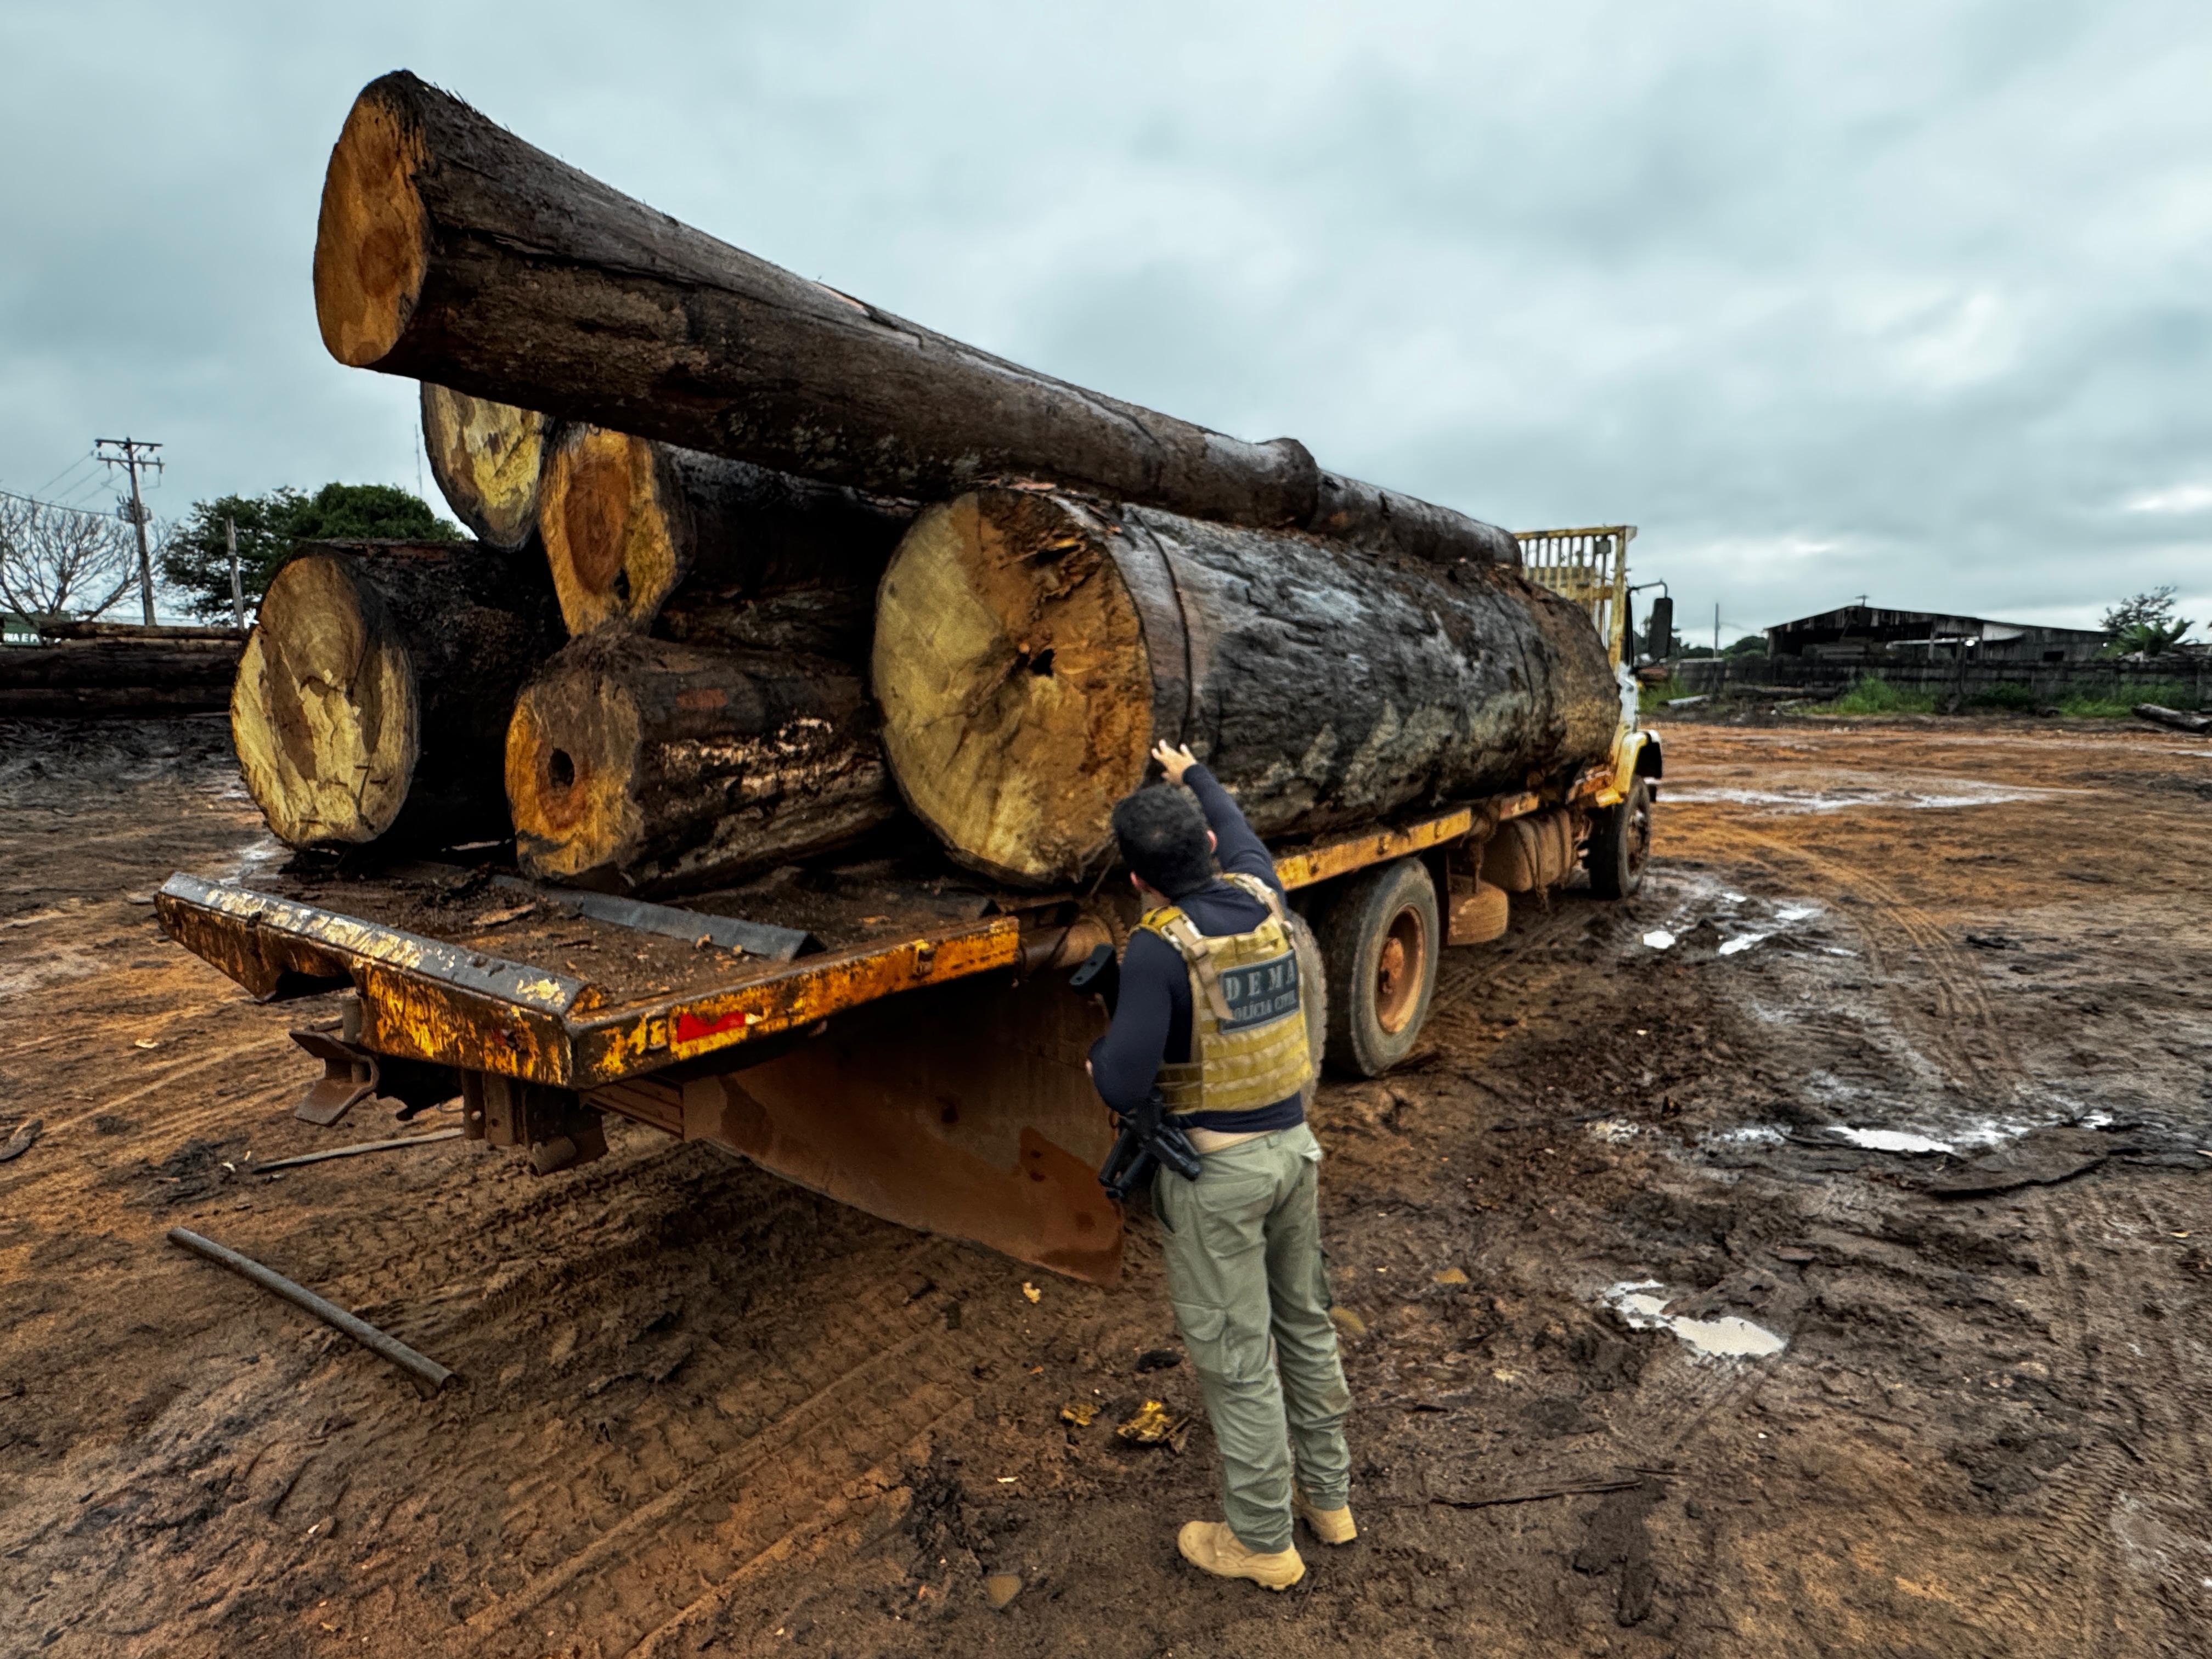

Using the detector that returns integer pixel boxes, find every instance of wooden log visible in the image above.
[873,490,1620,887]
[314,71,1515,568]
[0,686,234,719]
[0,632,240,718]
[0,638,240,691]
[537,424,912,652]
[420,383,557,552]
[35,620,247,643]
[230,540,561,849]
[505,631,896,894]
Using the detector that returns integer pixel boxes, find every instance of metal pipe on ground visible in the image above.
[166,1227,456,1394]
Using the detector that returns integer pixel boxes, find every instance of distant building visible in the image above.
[1765,603,2107,664]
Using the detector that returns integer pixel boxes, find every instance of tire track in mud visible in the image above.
[444,1222,1014,1659]
[2013,1183,2212,1655]
[1688,814,2153,1646]
[1690,820,2030,1104]
[462,1308,963,1653]
[2017,1193,2147,1656]
[1423,904,1592,1051]
[244,1128,1020,1659]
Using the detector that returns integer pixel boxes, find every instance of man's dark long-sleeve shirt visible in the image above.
[1087,766,1305,1134]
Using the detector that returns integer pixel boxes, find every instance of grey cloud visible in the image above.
[3,0,2208,636]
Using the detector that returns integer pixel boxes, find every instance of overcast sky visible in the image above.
[3,1,2208,639]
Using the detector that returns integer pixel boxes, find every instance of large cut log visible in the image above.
[231,540,561,848]
[505,631,896,894]
[0,635,241,718]
[314,71,1515,568]
[537,424,913,653]
[420,384,557,552]
[36,621,246,643]
[873,491,1620,887]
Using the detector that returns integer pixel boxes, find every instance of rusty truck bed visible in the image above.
[156,768,1632,1092]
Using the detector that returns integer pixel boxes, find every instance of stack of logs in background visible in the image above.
[229,69,1620,900]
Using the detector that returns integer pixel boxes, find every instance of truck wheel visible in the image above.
[1318,857,1440,1077]
[1587,777,1652,899]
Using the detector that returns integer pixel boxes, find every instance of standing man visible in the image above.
[1089,740,1355,1590]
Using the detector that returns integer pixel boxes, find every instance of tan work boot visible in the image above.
[1293,1486,1357,1545]
[1176,1521,1306,1589]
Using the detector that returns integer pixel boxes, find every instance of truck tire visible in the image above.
[1317,857,1440,1078]
[1586,777,1652,900]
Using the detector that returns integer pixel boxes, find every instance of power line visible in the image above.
[0,483,132,522]
[31,453,98,499]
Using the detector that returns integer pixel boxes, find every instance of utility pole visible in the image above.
[227,516,244,630]
[96,437,163,626]
[1714,603,1720,655]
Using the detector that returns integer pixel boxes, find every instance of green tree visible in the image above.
[2100,585,2193,656]
[161,482,460,621]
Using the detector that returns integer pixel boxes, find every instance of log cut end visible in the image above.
[507,633,894,891]
[314,78,430,368]
[539,426,678,635]
[505,647,644,883]
[873,493,1154,887]
[230,550,420,847]
[421,384,554,551]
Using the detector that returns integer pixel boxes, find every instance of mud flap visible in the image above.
[678,972,1122,1284]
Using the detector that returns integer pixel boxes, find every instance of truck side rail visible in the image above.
[156,769,1639,1088]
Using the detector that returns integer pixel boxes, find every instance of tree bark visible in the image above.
[505,631,896,894]
[0,639,240,690]
[315,71,1516,568]
[420,383,558,552]
[873,491,1621,887]
[35,621,245,642]
[231,540,562,848]
[537,424,912,654]
[0,636,240,716]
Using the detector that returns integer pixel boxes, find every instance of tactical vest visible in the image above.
[1139,873,1314,1120]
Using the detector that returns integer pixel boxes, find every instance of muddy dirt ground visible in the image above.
[3,713,2210,1658]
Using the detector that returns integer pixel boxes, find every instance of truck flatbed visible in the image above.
[156,743,1654,1282]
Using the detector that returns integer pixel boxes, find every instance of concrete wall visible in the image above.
[1662,654,2210,704]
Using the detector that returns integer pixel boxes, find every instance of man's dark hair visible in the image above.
[1111,785,1215,898]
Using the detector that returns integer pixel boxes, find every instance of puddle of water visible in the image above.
[1832,1126,1954,1154]
[1708,1124,1788,1146]
[1602,1280,1787,1358]
[1666,780,2064,814]
[1717,933,1768,956]
[1641,929,1677,950]
[212,833,289,889]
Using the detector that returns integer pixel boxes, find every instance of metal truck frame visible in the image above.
[157,528,1660,1285]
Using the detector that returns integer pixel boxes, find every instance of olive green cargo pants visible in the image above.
[1154,1123,1352,1553]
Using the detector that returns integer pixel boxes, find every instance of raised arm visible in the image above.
[1151,740,1280,894]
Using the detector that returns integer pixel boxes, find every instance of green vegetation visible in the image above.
[161,483,460,621]
[2054,681,2203,719]
[2056,694,2135,718]
[2128,680,2206,710]
[2101,586,2194,656]
[1965,682,2040,713]
[1826,676,1938,715]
